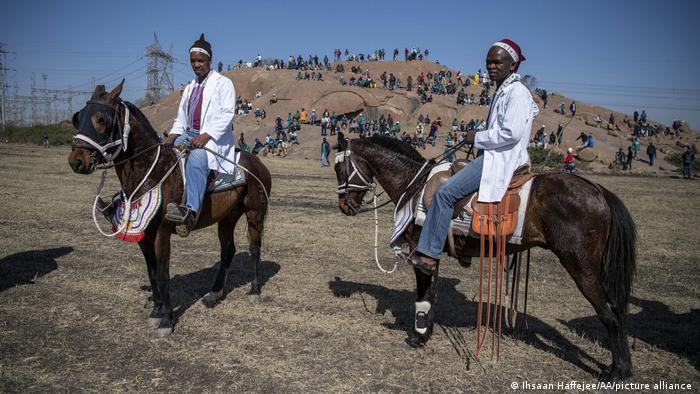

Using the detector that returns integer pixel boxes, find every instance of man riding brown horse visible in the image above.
[68,34,272,337]
[332,39,636,381]
[162,33,238,237]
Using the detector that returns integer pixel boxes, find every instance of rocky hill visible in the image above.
[140,60,697,174]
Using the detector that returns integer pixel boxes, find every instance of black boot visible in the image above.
[96,194,120,223]
[165,203,196,237]
[411,253,439,275]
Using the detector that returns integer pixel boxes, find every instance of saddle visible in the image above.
[179,147,246,194]
[421,161,534,233]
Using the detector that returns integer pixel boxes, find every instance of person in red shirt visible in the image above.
[563,147,576,173]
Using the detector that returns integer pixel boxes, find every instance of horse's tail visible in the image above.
[600,186,637,317]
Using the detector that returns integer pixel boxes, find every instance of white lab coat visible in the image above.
[170,70,237,174]
[474,81,539,202]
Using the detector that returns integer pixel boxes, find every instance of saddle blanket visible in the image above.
[208,167,246,193]
[390,161,534,247]
[111,184,163,243]
[177,149,246,193]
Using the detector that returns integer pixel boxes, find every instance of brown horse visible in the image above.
[332,132,636,381]
[68,82,272,336]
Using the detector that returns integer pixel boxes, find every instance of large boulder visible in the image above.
[577,147,597,162]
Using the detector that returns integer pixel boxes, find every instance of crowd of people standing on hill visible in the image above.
[330,48,430,62]
[219,46,433,73]
[205,44,698,178]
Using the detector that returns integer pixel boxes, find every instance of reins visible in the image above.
[75,100,270,237]
[336,137,469,274]
[92,145,184,237]
[97,143,163,169]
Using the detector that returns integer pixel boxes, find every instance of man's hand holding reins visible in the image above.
[190,133,212,149]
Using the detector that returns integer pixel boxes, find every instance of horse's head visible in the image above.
[333,132,375,216]
[68,80,127,174]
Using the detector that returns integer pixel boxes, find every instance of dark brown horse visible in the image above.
[332,132,636,381]
[68,82,272,336]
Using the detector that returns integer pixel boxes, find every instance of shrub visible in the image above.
[528,146,564,168]
[0,123,75,145]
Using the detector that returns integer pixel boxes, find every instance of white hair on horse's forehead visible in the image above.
[334,150,351,165]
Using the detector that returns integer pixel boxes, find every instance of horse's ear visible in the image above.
[105,79,125,102]
[72,112,80,130]
[94,85,106,94]
[337,132,347,151]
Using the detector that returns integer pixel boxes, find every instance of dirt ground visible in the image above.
[0,144,698,392]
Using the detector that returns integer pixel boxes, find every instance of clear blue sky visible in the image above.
[2,0,699,127]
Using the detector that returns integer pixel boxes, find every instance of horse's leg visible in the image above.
[203,210,244,308]
[556,250,631,380]
[245,207,265,302]
[598,294,632,381]
[547,229,632,380]
[153,224,175,337]
[406,264,439,348]
[138,238,163,329]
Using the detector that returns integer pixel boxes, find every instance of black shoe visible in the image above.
[96,196,118,223]
[165,203,197,237]
[411,253,439,275]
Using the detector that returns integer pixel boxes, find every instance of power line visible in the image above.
[547,88,700,101]
[585,103,700,112]
[71,56,145,89]
[539,80,700,94]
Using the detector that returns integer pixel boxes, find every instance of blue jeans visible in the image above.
[683,163,693,178]
[174,130,208,215]
[416,155,484,259]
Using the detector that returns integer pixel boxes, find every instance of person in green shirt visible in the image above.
[632,137,641,159]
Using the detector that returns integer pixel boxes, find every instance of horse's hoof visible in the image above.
[404,333,427,349]
[147,317,161,329]
[598,364,631,382]
[202,290,224,308]
[157,326,174,338]
[248,293,260,303]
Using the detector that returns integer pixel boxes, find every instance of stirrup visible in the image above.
[165,203,194,223]
[96,194,120,223]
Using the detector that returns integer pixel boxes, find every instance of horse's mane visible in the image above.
[353,136,432,211]
[123,101,160,141]
[361,136,426,163]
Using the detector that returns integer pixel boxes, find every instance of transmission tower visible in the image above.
[26,73,92,125]
[145,32,174,104]
[0,43,8,131]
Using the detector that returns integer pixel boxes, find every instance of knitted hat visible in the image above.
[491,39,525,64]
[190,33,212,58]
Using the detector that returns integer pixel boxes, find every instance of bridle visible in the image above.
[334,139,390,216]
[334,139,397,273]
[72,99,132,163]
[335,144,375,196]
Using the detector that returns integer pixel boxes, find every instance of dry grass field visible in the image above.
[0,144,698,392]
